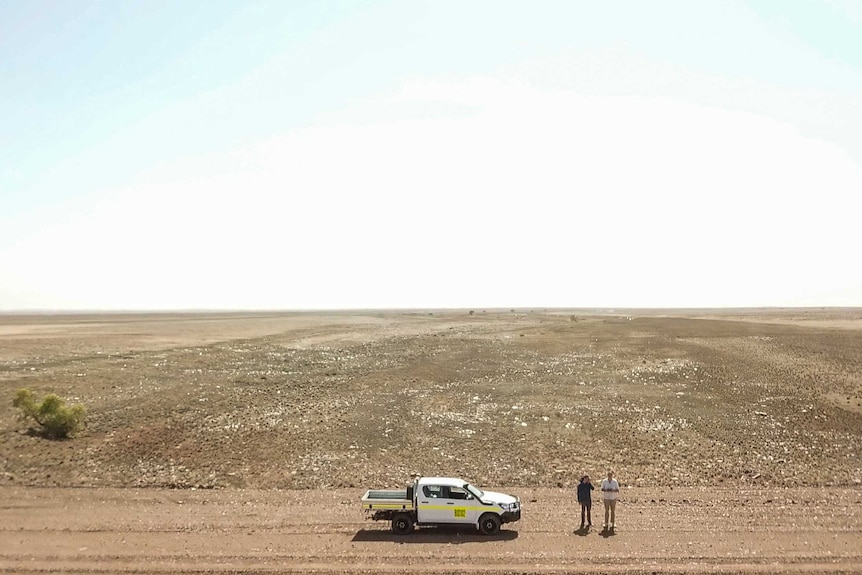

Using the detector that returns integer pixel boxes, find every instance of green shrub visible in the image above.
[12,388,86,439]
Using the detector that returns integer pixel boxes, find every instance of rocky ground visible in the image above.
[0,309,860,573]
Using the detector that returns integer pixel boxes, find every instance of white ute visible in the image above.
[361,476,521,535]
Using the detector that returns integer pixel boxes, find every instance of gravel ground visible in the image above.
[0,309,860,573]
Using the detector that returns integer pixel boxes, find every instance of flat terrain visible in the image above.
[1,309,861,573]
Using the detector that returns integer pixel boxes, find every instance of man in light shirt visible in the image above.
[601,470,620,530]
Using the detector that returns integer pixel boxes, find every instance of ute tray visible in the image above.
[361,485,415,510]
[365,489,408,500]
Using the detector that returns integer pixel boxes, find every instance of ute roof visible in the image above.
[417,477,468,487]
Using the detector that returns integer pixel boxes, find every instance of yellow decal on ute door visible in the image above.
[454,508,466,518]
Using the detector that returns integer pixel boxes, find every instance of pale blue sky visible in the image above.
[2,0,861,310]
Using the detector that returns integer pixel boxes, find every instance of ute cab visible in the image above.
[415,477,520,529]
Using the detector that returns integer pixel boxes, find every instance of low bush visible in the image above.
[12,388,86,439]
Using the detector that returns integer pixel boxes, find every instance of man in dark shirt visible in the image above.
[577,475,594,530]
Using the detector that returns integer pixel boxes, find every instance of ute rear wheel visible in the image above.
[479,513,501,535]
[391,512,415,535]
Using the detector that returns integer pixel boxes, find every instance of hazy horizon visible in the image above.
[2,305,860,316]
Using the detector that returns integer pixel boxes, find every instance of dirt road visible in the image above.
[1,485,860,574]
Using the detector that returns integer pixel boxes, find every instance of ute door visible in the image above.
[416,483,448,524]
[445,485,482,525]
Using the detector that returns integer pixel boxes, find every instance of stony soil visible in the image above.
[0,309,860,573]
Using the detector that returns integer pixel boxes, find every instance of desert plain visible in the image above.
[0,308,860,574]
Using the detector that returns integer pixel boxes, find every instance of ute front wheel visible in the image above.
[391,513,415,535]
[479,513,501,535]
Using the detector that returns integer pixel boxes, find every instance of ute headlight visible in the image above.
[499,502,516,511]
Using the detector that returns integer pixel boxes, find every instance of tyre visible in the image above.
[391,512,415,535]
[479,513,501,535]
